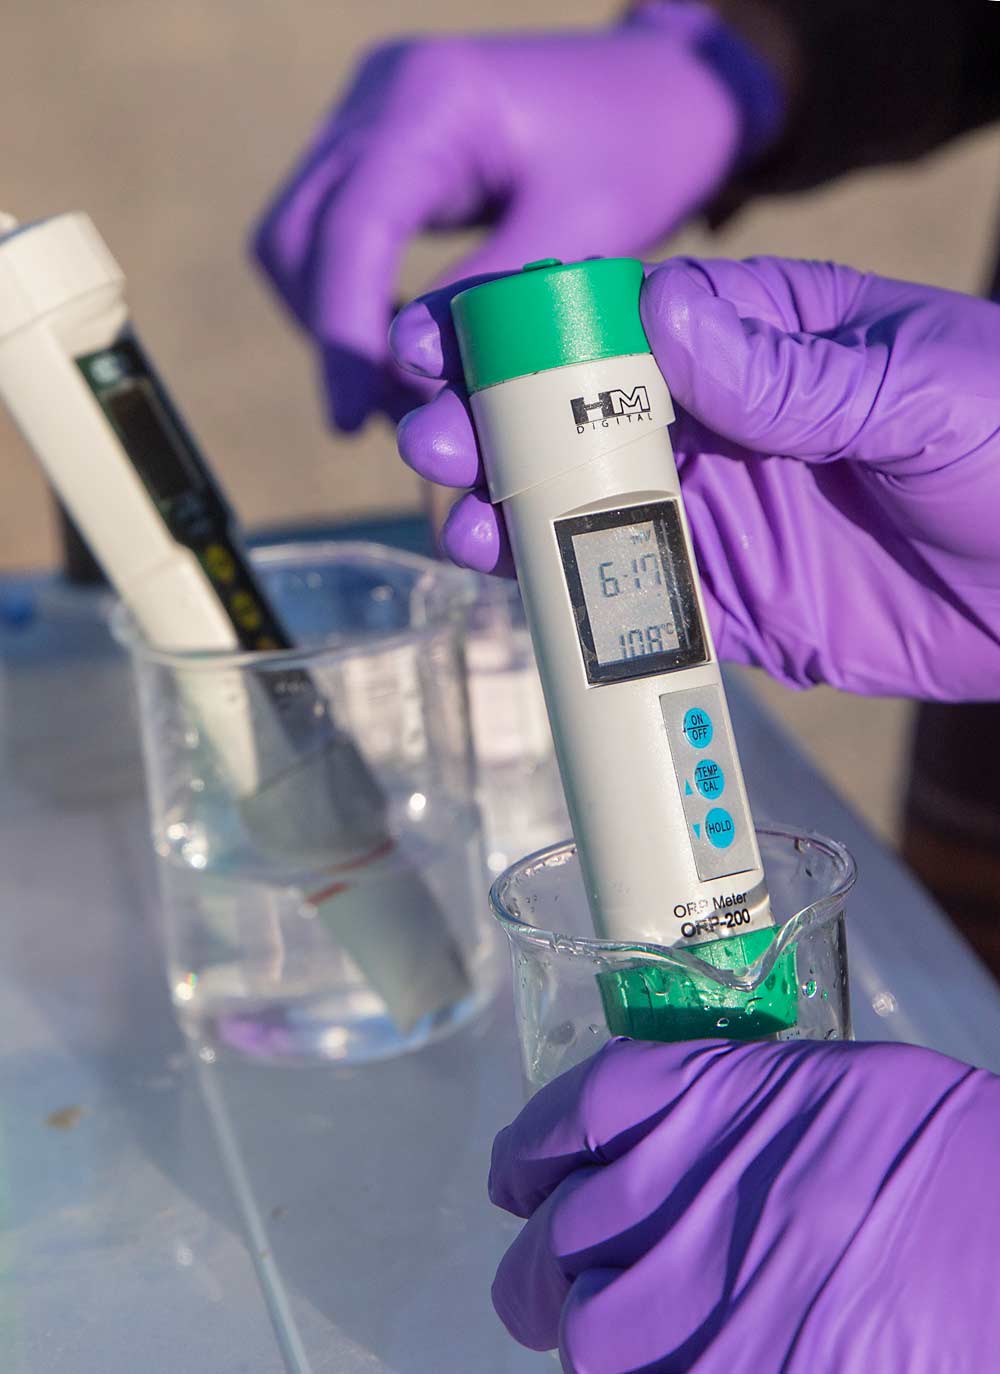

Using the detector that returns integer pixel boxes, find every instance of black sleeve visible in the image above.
[715,0,1000,194]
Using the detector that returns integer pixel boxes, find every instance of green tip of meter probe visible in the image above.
[598,929,798,1044]
[451,256,650,392]
[452,258,799,1044]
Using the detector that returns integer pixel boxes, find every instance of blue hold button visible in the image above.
[694,759,725,799]
[704,807,736,849]
[682,707,713,748]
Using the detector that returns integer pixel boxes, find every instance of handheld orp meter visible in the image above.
[0,211,469,1034]
[452,258,796,1040]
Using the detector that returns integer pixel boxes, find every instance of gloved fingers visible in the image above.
[558,1268,627,1374]
[252,41,448,325]
[390,266,522,384]
[299,152,446,351]
[558,1263,709,1374]
[397,385,482,489]
[311,166,561,388]
[377,360,441,427]
[496,1133,730,1366]
[389,169,666,387]
[493,1134,714,1347]
[678,443,1000,699]
[493,1160,710,1356]
[643,259,885,465]
[316,344,439,433]
[254,151,447,431]
[426,186,591,290]
[688,557,746,672]
[490,1039,727,1218]
[251,49,399,322]
[439,490,514,576]
[492,1171,598,1351]
[291,151,476,430]
[649,256,869,335]
[252,139,352,324]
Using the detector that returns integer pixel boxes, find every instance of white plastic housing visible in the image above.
[472,354,769,948]
[0,212,469,1030]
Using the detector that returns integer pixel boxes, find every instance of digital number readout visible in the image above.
[556,500,709,685]
[571,520,681,667]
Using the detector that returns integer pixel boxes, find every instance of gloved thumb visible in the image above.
[641,260,881,463]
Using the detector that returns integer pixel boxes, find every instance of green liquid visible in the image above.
[597,926,797,1043]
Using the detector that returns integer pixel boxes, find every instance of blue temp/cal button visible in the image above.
[682,707,713,748]
[694,759,725,798]
[704,807,736,849]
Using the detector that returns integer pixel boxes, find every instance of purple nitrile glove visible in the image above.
[392,258,1000,700]
[251,5,782,432]
[489,1036,1000,1372]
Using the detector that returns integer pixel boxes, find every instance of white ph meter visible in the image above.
[0,211,469,1033]
[452,258,796,1039]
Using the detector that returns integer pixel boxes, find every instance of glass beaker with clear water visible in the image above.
[117,542,502,1064]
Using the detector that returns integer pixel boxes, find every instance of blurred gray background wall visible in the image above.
[3,0,999,841]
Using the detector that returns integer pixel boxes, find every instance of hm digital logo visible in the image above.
[570,385,651,433]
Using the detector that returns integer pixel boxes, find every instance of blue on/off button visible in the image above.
[682,707,713,748]
[704,807,736,849]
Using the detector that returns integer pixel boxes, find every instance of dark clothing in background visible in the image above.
[717,0,1000,197]
[712,0,1000,975]
[904,705,1000,975]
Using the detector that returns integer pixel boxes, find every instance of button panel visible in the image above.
[660,685,757,880]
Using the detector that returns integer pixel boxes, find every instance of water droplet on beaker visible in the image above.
[716,1017,730,1029]
[821,989,829,1001]
[745,998,760,1013]
[802,979,817,999]
[172,974,198,1004]
[872,990,898,1017]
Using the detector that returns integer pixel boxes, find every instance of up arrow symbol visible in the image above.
[684,780,693,796]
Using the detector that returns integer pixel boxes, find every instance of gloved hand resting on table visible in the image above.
[392,257,1000,700]
[251,5,781,430]
[489,1035,1000,1372]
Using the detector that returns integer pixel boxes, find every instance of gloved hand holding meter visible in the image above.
[251,3,1000,1365]
[389,257,1000,1370]
[416,256,796,1044]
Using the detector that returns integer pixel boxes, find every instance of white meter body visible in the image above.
[451,259,801,1046]
[0,212,469,1031]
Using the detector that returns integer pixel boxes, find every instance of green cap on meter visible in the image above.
[450,257,650,393]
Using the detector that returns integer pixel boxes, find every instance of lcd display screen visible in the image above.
[556,501,708,684]
[103,377,200,504]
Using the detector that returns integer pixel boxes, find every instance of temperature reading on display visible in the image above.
[556,502,708,684]
[617,624,676,659]
[572,519,681,666]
